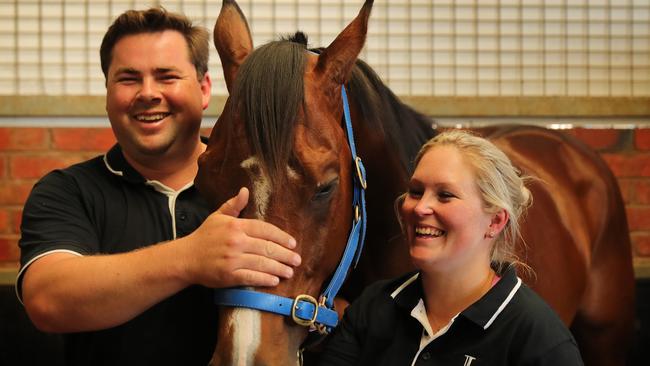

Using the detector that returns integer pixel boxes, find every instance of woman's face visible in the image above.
[401,145,494,272]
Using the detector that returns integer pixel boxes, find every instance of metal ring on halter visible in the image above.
[314,296,330,334]
[291,294,319,327]
[354,156,367,189]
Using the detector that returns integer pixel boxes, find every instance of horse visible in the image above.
[195,1,636,365]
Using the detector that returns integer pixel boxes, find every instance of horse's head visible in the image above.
[196,0,374,364]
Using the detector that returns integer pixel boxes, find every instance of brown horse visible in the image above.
[195,0,636,365]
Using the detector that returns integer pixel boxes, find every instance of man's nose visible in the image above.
[137,77,161,102]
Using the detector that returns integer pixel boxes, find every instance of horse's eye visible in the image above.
[313,178,339,201]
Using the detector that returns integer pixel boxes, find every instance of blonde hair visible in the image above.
[397,129,533,272]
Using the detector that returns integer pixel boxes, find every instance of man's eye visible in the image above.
[117,77,137,83]
[160,75,180,81]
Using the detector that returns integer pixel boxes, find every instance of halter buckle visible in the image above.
[291,294,319,327]
[354,156,368,190]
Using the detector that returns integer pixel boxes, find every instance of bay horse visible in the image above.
[195,0,636,365]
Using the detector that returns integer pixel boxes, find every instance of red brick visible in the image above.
[635,129,650,151]
[632,180,650,205]
[567,128,621,151]
[631,232,650,257]
[12,209,21,234]
[0,155,5,179]
[52,128,115,151]
[0,236,19,261]
[616,178,634,204]
[10,154,86,179]
[0,128,48,151]
[601,153,650,178]
[0,182,34,205]
[0,209,8,234]
[0,236,20,262]
[626,206,650,231]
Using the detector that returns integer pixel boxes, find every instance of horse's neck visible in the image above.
[341,115,418,300]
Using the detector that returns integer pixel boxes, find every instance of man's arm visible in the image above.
[22,188,300,333]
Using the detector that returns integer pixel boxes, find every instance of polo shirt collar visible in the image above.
[103,144,146,183]
[391,264,522,331]
[461,265,522,329]
[102,136,210,184]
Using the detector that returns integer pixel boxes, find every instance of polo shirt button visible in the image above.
[421,351,431,360]
[179,213,187,221]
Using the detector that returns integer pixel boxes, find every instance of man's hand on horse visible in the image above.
[178,187,301,288]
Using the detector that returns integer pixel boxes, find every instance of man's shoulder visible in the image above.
[36,154,107,184]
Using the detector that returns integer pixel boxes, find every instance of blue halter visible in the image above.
[213,86,367,334]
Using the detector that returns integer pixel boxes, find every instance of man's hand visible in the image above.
[180,187,301,288]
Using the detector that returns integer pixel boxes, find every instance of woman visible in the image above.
[319,130,583,365]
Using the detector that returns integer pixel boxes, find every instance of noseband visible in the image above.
[213,86,367,334]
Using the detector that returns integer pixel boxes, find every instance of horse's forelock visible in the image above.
[231,39,306,185]
[285,31,308,46]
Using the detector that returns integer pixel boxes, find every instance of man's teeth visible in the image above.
[415,227,445,237]
[136,113,168,121]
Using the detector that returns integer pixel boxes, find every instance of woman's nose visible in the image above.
[413,196,434,216]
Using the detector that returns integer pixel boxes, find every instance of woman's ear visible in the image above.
[486,209,509,238]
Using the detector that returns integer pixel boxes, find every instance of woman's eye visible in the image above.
[438,191,455,200]
[407,188,423,198]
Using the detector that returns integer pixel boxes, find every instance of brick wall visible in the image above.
[0,127,649,269]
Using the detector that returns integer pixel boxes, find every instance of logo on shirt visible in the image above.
[463,355,477,365]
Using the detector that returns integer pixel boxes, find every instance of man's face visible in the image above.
[105,30,211,162]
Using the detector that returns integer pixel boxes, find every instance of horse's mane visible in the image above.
[345,56,435,175]
[231,31,435,184]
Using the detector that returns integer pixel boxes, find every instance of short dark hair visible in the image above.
[100,7,209,79]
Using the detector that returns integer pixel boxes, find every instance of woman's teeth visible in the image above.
[415,227,445,237]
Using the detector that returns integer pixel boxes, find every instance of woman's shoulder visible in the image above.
[501,283,583,364]
[509,284,569,328]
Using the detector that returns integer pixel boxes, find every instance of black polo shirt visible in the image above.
[319,265,583,365]
[17,142,218,366]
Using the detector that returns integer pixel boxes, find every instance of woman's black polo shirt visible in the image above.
[319,265,584,365]
[17,142,219,366]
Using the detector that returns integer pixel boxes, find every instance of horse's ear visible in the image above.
[214,0,253,94]
[316,0,373,88]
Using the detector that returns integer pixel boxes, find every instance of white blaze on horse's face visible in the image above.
[235,156,302,366]
[228,307,261,366]
[240,156,301,219]
[240,156,271,219]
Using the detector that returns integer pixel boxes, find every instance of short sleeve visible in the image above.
[20,170,100,262]
[16,170,101,298]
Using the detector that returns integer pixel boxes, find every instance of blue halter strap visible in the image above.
[213,86,367,334]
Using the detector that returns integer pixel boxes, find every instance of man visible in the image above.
[17,7,300,365]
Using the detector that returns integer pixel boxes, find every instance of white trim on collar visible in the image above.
[391,272,420,299]
[484,277,522,329]
[103,154,123,176]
